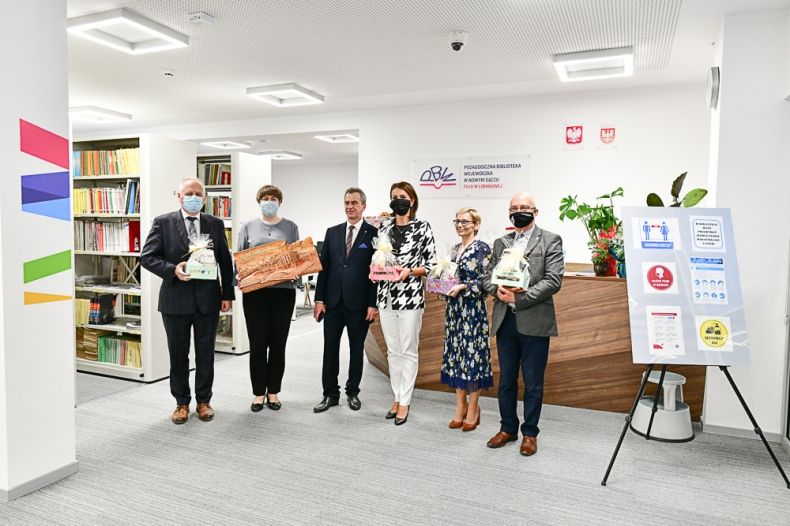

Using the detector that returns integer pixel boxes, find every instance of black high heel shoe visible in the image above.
[385,410,397,419]
[394,408,410,426]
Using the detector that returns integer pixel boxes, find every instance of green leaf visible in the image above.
[578,204,592,215]
[670,202,682,207]
[597,192,611,200]
[611,187,624,197]
[671,172,687,199]
[646,193,664,206]
[682,188,708,207]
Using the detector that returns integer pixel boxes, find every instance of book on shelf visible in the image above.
[224,228,232,248]
[75,298,90,325]
[202,163,231,185]
[205,193,232,218]
[125,179,140,214]
[97,334,142,368]
[75,219,141,253]
[73,181,139,215]
[74,147,141,177]
[76,327,99,361]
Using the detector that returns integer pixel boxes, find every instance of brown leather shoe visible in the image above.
[462,408,481,432]
[171,404,189,425]
[196,402,214,422]
[520,436,538,456]
[486,431,517,448]
[448,419,464,429]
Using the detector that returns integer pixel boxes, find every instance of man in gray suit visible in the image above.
[483,192,564,456]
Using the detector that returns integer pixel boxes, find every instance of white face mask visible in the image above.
[182,195,203,213]
[260,201,279,217]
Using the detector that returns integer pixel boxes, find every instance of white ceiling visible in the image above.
[194,130,360,162]
[68,0,790,139]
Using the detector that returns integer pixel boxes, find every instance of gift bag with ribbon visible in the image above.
[368,232,401,281]
[491,237,530,289]
[185,233,218,280]
[426,254,460,295]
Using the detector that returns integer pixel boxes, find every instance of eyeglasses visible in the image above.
[509,206,536,213]
[452,219,474,226]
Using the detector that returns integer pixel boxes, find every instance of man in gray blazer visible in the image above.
[483,192,564,456]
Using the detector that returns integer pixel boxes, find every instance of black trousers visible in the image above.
[321,304,369,398]
[243,287,296,395]
[495,309,551,437]
[161,310,219,406]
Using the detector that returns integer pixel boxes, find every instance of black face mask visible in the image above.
[510,211,534,229]
[390,198,411,217]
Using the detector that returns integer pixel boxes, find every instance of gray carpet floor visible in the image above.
[3,316,790,525]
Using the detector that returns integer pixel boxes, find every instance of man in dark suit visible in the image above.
[483,192,564,456]
[313,187,378,412]
[141,178,235,425]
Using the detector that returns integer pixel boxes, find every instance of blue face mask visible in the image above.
[182,195,203,213]
[260,201,279,217]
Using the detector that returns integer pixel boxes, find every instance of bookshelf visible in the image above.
[73,134,196,382]
[197,152,271,355]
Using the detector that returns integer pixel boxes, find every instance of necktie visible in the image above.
[187,216,198,239]
[345,225,355,256]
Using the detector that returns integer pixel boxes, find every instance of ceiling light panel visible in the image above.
[314,134,359,143]
[69,106,132,123]
[259,151,302,160]
[552,47,634,82]
[246,83,325,107]
[201,141,251,150]
[67,8,189,55]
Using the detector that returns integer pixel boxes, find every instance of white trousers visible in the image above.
[379,306,424,406]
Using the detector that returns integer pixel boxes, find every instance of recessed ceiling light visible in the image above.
[259,151,302,160]
[314,134,359,143]
[201,141,251,150]
[67,8,189,55]
[246,83,325,107]
[552,46,634,82]
[69,106,132,123]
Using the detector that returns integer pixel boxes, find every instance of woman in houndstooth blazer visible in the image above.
[376,181,436,425]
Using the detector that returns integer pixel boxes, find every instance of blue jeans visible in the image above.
[496,309,550,437]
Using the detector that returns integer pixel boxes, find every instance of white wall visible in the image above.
[704,9,790,437]
[102,83,711,263]
[0,0,77,499]
[272,160,358,242]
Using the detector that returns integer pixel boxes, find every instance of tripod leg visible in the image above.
[719,366,790,489]
[602,364,655,486]
[646,365,668,440]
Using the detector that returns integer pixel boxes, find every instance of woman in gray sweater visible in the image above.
[237,185,300,412]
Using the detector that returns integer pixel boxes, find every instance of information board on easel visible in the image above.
[602,206,789,490]
[622,207,750,366]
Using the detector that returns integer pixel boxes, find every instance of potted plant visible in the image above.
[646,172,708,207]
[559,187,624,276]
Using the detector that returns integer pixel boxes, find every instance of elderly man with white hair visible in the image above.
[141,178,235,425]
[482,192,565,456]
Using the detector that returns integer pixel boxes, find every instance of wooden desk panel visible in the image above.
[364,275,706,420]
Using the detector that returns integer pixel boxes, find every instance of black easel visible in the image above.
[601,364,790,489]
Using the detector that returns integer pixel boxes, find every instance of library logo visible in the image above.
[419,165,457,189]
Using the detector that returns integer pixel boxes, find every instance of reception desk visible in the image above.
[364,275,706,420]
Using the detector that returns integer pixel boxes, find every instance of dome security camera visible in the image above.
[450,30,468,52]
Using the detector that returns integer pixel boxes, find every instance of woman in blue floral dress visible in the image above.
[442,207,493,432]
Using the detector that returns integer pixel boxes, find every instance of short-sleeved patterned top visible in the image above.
[376,217,436,310]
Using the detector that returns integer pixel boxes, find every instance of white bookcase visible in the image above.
[73,134,196,382]
[197,151,271,355]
